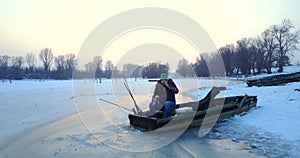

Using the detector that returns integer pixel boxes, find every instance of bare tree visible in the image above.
[25,53,35,70]
[93,56,103,82]
[0,55,10,79]
[247,38,261,75]
[142,62,169,78]
[39,48,54,78]
[54,55,66,79]
[233,38,252,75]
[219,44,235,76]
[123,63,142,78]
[54,55,65,70]
[83,56,104,80]
[207,52,227,77]
[272,19,299,72]
[25,52,36,73]
[253,37,265,74]
[194,54,210,77]
[25,53,36,78]
[105,60,114,70]
[176,58,194,77]
[84,62,96,77]
[11,56,23,68]
[261,28,277,74]
[104,60,114,79]
[11,56,24,79]
[65,54,77,71]
[64,53,77,79]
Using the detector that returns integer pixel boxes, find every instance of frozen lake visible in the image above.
[1,67,300,157]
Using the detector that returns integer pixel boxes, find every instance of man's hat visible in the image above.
[160,73,168,80]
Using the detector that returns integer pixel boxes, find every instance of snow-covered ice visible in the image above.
[0,65,300,157]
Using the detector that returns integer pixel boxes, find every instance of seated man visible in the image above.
[149,73,179,118]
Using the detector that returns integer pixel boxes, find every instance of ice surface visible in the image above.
[1,65,300,157]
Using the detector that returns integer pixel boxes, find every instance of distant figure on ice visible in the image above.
[149,73,179,118]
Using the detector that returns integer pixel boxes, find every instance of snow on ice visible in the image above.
[0,65,300,157]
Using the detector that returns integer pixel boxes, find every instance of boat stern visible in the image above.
[128,114,158,131]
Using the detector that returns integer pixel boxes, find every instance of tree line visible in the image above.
[0,48,78,80]
[177,19,299,77]
[1,19,299,81]
[116,19,300,79]
[220,19,299,76]
[0,50,117,81]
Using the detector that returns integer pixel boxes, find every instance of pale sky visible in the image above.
[1,0,300,69]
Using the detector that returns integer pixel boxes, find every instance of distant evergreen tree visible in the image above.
[194,54,209,77]
[142,62,169,78]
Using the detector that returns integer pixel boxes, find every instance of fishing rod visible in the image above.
[99,98,136,113]
[123,76,143,115]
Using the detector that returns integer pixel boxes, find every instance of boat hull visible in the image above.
[128,95,257,132]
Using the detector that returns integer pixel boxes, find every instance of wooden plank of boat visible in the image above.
[246,71,300,87]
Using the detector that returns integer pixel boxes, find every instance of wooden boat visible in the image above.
[246,72,300,87]
[128,87,257,132]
